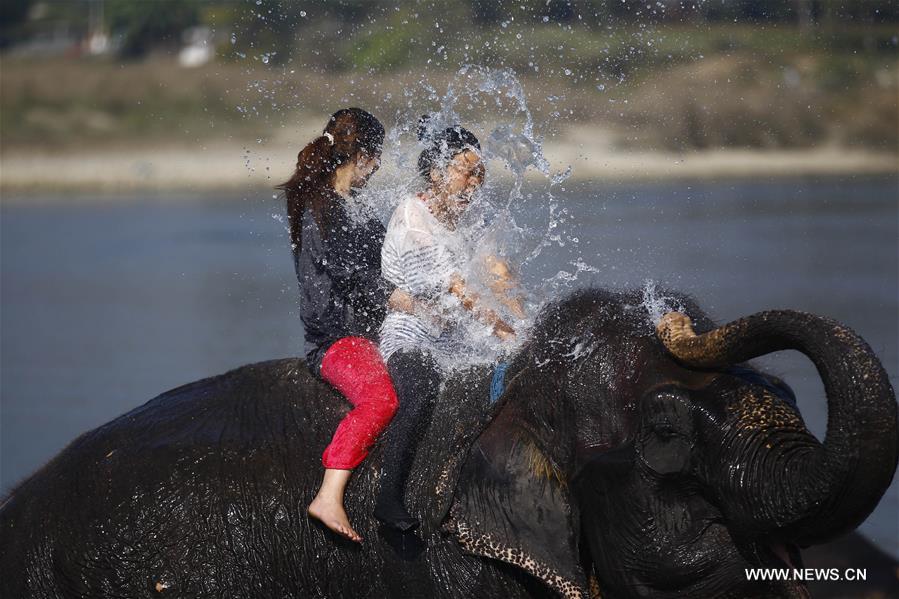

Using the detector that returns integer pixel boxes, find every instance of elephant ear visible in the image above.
[447,402,589,599]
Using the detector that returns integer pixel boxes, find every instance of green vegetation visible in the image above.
[105,0,200,57]
[1,2,896,152]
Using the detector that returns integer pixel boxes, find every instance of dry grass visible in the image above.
[594,56,898,151]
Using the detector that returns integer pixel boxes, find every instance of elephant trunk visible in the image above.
[657,310,898,546]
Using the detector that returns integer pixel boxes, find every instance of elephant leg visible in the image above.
[375,349,441,531]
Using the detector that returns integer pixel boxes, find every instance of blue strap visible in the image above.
[725,366,798,409]
[489,362,509,404]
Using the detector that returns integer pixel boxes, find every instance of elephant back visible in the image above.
[0,357,519,599]
[0,358,354,597]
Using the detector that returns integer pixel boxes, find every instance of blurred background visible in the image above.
[1,1,897,592]
[1,0,897,185]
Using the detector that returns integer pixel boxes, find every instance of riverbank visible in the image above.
[3,47,897,198]
[1,141,895,197]
[3,45,897,197]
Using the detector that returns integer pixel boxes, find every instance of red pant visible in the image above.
[320,336,398,469]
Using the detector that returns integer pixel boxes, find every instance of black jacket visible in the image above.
[294,193,393,373]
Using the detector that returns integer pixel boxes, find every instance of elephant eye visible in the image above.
[637,388,695,475]
[640,385,694,439]
[653,424,679,439]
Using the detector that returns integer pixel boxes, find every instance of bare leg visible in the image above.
[308,469,362,542]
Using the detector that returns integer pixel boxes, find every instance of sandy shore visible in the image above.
[1,140,896,197]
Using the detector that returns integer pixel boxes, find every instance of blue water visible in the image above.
[2,176,897,557]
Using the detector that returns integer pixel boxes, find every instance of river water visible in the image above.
[2,175,897,556]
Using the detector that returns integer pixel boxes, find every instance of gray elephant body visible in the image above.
[0,358,546,598]
[1,288,896,599]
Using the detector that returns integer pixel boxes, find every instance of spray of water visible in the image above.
[258,64,605,371]
[640,279,686,329]
[345,66,582,371]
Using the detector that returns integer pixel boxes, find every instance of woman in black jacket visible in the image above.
[278,108,398,543]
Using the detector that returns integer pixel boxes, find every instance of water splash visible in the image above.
[266,65,598,371]
[641,279,685,329]
[351,66,583,370]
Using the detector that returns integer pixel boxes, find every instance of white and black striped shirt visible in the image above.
[379,194,467,361]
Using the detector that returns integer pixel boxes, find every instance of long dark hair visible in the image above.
[417,115,481,180]
[277,108,385,254]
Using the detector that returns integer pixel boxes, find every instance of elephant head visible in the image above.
[448,288,898,598]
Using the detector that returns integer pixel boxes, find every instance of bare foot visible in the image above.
[308,496,363,543]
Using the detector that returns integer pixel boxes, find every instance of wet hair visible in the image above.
[416,115,481,180]
[277,108,385,254]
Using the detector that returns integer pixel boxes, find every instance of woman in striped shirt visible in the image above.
[374,122,525,532]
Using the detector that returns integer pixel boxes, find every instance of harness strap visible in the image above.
[725,365,798,408]
[489,362,509,404]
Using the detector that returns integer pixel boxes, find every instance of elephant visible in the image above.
[1,288,896,598]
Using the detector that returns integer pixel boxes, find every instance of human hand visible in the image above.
[388,288,415,314]
[506,297,527,320]
[484,256,527,320]
[492,320,516,341]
